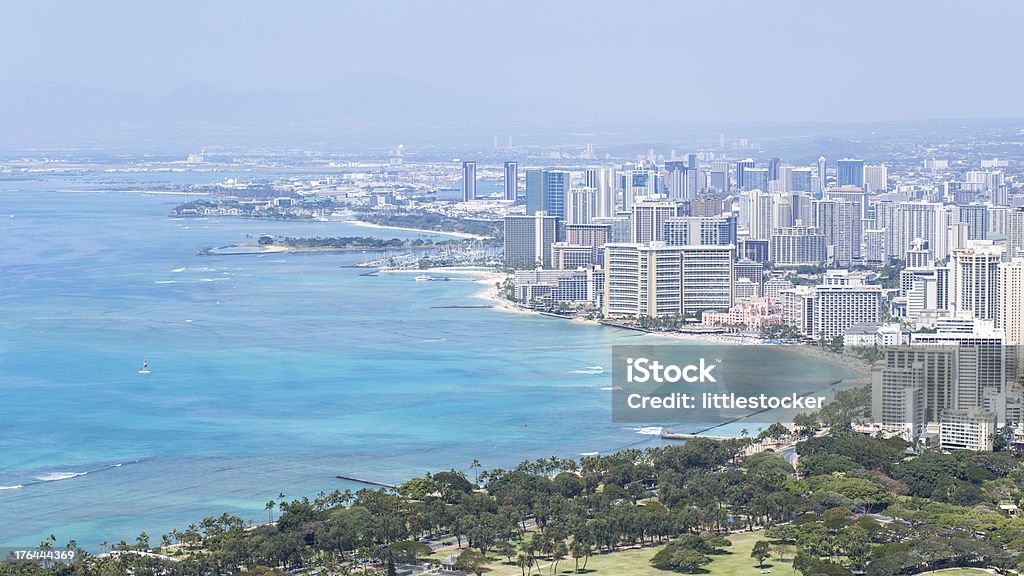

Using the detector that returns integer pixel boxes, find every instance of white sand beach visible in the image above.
[346,220,486,240]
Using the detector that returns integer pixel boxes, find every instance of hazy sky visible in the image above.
[4,0,1023,123]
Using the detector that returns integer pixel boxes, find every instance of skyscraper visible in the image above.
[631,199,687,243]
[863,164,888,193]
[837,158,865,188]
[791,168,813,192]
[957,204,989,240]
[742,168,769,192]
[565,187,598,225]
[768,157,781,182]
[999,258,1024,380]
[948,241,1003,321]
[585,167,618,217]
[603,243,733,317]
[664,161,698,201]
[503,161,518,202]
[817,156,827,194]
[736,158,756,189]
[503,213,559,269]
[462,161,477,202]
[525,169,570,218]
[620,165,660,210]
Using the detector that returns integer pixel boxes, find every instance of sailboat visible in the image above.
[138,359,151,375]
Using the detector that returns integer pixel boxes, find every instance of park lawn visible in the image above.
[430,529,797,576]
[703,530,798,576]
[916,570,992,576]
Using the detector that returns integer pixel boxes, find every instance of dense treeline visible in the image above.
[260,235,461,249]
[3,431,1023,576]
[358,211,502,238]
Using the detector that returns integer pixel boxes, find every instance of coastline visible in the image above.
[383,266,872,376]
[346,219,486,240]
[382,266,871,384]
[201,242,442,255]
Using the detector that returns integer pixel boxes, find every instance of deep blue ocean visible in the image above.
[0,172,854,548]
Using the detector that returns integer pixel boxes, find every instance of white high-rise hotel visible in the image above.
[603,243,733,317]
[948,241,1003,321]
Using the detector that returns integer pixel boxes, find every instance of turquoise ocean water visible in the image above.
[0,174,854,548]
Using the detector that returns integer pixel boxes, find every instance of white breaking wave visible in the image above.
[171,268,186,272]
[0,484,23,490]
[154,280,176,284]
[630,426,664,436]
[35,471,87,482]
[571,368,605,374]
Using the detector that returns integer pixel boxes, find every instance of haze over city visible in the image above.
[3,0,1023,148]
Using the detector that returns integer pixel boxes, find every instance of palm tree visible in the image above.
[266,500,276,522]
[470,459,482,485]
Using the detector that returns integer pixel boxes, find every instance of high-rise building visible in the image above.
[791,168,813,192]
[999,258,1024,380]
[565,223,612,266]
[565,187,598,225]
[767,157,782,182]
[525,170,570,218]
[902,266,949,324]
[733,258,764,297]
[958,203,990,241]
[862,229,888,264]
[911,317,1005,406]
[770,226,827,266]
[620,165,660,210]
[663,216,737,246]
[742,168,769,192]
[764,277,794,301]
[462,161,477,202]
[817,156,827,193]
[948,241,1003,321]
[812,274,882,340]
[744,190,775,240]
[664,161,699,201]
[863,164,888,193]
[679,245,734,314]
[883,347,959,422]
[1007,207,1024,260]
[631,199,687,243]
[871,361,926,439]
[813,199,860,266]
[585,167,618,217]
[604,243,683,317]
[503,161,518,202]
[551,243,597,270]
[503,213,559,269]
[708,161,730,193]
[736,158,756,190]
[691,194,727,217]
[894,201,950,261]
[940,409,996,451]
[603,243,733,317]
[837,158,865,188]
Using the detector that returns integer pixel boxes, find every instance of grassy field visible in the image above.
[428,529,799,576]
